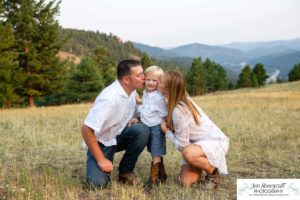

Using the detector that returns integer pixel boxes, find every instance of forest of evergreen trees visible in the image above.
[1,0,298,108]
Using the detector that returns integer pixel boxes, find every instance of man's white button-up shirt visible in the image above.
[83,80,137,149]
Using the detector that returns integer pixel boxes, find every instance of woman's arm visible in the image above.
[165,107,191,151]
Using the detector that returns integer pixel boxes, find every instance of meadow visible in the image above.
[0,81,299,200]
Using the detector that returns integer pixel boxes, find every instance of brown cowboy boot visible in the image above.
[158,158,167,183]
[118,172,138,185]
[204,168,220,189]
[144,162,160,189]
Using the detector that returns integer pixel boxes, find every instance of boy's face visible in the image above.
[145,71,160,92]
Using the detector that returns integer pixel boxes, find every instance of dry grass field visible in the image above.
[1,81,299,200]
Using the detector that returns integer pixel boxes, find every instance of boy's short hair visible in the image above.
[144,65,163,75]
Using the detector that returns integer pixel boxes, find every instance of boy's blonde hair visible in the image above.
[144,65,163,76]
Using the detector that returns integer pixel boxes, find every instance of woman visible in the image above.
[159,71,229,188]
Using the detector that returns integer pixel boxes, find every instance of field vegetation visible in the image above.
[1,81,299,199]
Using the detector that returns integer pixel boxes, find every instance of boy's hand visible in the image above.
[135,94,143,105]
[161,120,169,134]
[127,118,139,127]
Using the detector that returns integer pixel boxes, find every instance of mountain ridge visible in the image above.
[133,38,300,79]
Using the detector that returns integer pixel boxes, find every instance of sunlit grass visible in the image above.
[1,81,299,199]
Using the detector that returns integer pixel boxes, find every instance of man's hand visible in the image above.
[127,118,139,127]
[97,158,113,173]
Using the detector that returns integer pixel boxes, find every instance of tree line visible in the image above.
[1,0,300,108]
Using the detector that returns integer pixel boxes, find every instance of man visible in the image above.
[81,59,150,187]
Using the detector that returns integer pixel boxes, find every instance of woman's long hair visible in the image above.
[164,71,200,131]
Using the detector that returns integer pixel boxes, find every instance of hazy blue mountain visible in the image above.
[221,38,300,51]
[245,46,296,60]
[132,42,178,59]
[132,38,300,81]
[248,50,300,79]
[169,43,247,64]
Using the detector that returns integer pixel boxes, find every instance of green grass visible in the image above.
[1,81,300,199]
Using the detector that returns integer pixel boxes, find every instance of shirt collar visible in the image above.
[115,80,130,98]
[143,90,159,98]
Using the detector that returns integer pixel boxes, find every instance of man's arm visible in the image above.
[81,124,113,172]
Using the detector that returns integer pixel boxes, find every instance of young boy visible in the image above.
[136,66,168,188]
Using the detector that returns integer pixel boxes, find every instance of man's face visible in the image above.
[128,65,145,90]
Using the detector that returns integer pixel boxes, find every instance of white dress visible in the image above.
[165,101,229,175]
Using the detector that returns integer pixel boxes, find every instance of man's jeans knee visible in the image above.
[117,123,150,173]
[85,123,150,187]
[86,144,115,188]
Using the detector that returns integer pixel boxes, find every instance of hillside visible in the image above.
[169,43,247,64]
[248,50,300,78]
[58,28,189,71]
[220,37,300,51]
[59,28,143,61]
[58,28,300,80]
[132,38,300,79]
[132,42,178,59]
[57,51,81,64]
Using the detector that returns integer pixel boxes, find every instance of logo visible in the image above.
[237,179,300,200]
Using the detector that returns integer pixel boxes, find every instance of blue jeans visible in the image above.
[147,124,166,157]
[86,123,150,188]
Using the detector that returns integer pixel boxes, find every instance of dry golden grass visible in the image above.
[1,81,300,199]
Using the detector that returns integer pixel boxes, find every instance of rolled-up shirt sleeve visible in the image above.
[84,98,114,133]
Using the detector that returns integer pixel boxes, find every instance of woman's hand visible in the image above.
[161,120,169,134]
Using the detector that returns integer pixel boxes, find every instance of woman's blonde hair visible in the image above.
[164,71,200,130]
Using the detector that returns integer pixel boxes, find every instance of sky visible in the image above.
[58,0,300,48]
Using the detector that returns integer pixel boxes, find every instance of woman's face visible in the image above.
[158,75,168,96]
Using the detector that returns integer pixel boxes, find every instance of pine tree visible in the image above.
[288,63,300,81]
[238,65,252,88]
[91,46,116,86]
[3,0,65,107]
[250,72,258,87]
[203,58,228,92]
[0,1,19,108]
[252,63,268,86]
[186,57,206,95]
[141,53,152,69]
[67,57,104,102]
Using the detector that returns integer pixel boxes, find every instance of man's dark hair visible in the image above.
[117,59,141,80]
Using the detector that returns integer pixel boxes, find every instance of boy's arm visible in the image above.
[135,94,143,105]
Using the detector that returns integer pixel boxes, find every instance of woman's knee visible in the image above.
[182,145,197,162]
[182,145,205,162]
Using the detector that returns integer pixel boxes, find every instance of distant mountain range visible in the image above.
[132,38,300,79]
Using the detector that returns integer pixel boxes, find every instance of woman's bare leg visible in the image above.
[180,164,202,187]
[182,144,215,174]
